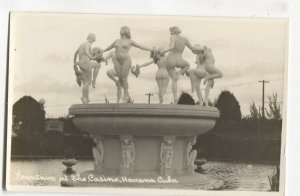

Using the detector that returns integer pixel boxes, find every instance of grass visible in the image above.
[268,164,280,191]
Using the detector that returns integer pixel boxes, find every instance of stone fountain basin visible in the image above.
[69,104,219,136]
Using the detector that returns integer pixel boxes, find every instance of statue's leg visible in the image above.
[167,68,178,103]
[107,68,122,103]
[91,62,101,88]
[78,62,92,104]
[116,83,122,103]
[156,77,163,103]
[112,57,123,86]
[204,79,214,105]
[166,55,178,103]
[84,69,92,103]
[107,68,119,85]
[203,67,222,84]
[188,70,196,93]
[83,65,93,85]
[120,57,132,102]
[177,59,190,76]
[82,81,90,104]
[161,77,169,104]
[74,64,83,87]
[195,78,203,105]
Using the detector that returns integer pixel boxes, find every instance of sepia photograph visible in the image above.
[5,12,287,195]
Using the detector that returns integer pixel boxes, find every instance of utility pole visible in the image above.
[145,93,153,104]
[258,80,269,143]
[258,80,269,119]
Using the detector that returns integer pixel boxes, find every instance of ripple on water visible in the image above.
[201,161,276,191]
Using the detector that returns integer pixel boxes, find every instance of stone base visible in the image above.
[160,167,172,177]
[94,164,103,173]
[185,165,197,175]
[66,104,221,190]
[61,170,223,190]
[120,166,134,176]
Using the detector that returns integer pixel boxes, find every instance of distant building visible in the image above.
[46,119,64,133]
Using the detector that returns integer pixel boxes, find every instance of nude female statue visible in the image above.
[103,51,137,103]
[103,26,154,103]
[160,139,174,169]
[188,45,222,105]
[186,137,197,173]
[92,137,104,166]
[135,48,169,104]
[201,46,223,105]
[186,45,208,105]
[160,26,196,103]
[73,33,102,104]
[121,138,135,168]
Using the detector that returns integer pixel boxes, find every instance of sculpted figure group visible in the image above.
[73,26,222,105]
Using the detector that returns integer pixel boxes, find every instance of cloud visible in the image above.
[43,53,71,64]
[14,74,78,94]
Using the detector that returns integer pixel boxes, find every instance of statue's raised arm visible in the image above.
[103,41,115,53]
[160,35,176,54]
[185,38,197,53]
[131,40,153,52]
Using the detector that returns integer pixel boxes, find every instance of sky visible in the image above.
[9,13,288,117]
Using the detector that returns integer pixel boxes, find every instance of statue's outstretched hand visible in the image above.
[150,47,157,58]
[130,65,140,78]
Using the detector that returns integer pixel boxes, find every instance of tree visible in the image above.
[215,90,242,121]
[13,96,45,135]
[249,101,261,119]
[177,92,195,105]
[266,93,281,120]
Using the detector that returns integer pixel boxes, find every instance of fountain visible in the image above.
[62,103,222,189]
[62,158,77,174]
[63,26,224,189]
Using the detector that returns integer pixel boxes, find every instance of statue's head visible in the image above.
[166,139,172,144]
[87,33,96,43]
[169,26,181,35]
[124,138,129,144]
[120,26,131,39]
[194,44,205,63]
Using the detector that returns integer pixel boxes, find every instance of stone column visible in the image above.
[185,136,197,174]
[160,136,176,177]
[119,135,135,176]
[91,135,104,173]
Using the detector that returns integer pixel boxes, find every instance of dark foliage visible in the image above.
[196,118,282,162]
[40,131,64,156]
[215,90,242,121]
[13,96,45,135]
[177,92,196,105]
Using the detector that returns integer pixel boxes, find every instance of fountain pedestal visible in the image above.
[63,104,222,189]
